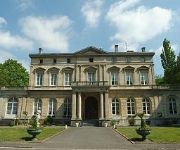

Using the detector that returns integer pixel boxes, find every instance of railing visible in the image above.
[71,81,109,87]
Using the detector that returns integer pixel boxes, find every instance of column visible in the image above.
[105,92,110,119]
[100,92,104,119]
[78,92,82,120]
[72,92,77,119]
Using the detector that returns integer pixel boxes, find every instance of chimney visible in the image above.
[141,47,145,52]
[115,44,118,52]
[39,48,43,54]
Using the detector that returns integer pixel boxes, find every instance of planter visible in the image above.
[136,128,151,140]
[27,128,42,140]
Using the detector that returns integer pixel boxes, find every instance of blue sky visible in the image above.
[0,0,180,75]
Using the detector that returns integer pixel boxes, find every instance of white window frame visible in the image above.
[6,97,18,118]
[64,72,72,86]
[34,98,42,115]
[50,73,57,86]
[169,97,177,115]
[142,98,151,115]
[140,70,148,85]
[36,72,43,86]
[63,97,72,118]
[127,98,135,115]
[88,72,96,85]
[48,98,56,116]
[112,98,119,115]
[111,72,118,86]
[126,71,133,85]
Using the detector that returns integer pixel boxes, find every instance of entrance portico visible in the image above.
[71,82,110,126]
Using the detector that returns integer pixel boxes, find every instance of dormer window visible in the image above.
[89,58,94,62]
[40,59,43,64]
[67,58,71,63]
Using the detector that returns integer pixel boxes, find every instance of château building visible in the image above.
[0,46,179,126]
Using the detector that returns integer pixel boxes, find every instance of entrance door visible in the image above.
[85,97,98,119]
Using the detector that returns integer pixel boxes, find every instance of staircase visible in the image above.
[82,119,99,127]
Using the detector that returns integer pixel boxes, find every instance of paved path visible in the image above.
[1,127,180,150]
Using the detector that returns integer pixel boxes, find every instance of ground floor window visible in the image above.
[6,97,18,115]
[34,98,42,115]
[142,98,151,114]
[112,98,119,115]
[169,97,177,115]
[127,97,135,115]
[63,97,72,118]
[49,98,57,116]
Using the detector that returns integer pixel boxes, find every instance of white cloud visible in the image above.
[17,0,34,11]
[106,0,173,49]
[81,0,103,27]
[20,16,72,52]
[0,17,33,50]
[0,49,16,63]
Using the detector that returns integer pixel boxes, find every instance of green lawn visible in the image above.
[0,126,64,142]
[117,127,180,143]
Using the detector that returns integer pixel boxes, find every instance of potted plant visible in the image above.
[27,113,42,140]
[136,113,151,140]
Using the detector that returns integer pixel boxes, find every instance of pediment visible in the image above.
[74,46,107,55]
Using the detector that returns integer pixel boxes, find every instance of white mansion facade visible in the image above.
[0,46,179,126]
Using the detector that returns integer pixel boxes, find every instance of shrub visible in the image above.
[29,115,38,128]
[128,117,135,126]
[9,120,15,127]
[43,116,53,126]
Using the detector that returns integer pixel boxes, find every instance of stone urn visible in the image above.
[136,128,151,140]
[27,128,42,140]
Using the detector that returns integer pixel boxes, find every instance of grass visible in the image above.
[0,126,64,142]
[117,127,180,143]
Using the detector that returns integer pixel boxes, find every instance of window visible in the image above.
[169,97,177,115]
[64,72,72,86]
[111,72,118,86]
[88,72,96,84]
[142,98,151,114]
[53,59,57,64]
[49,98,57,116]
[36,72,43,86]
[6,97,18,115]
[34,98,42,115]
[127,98,135,115]
[89,58,94,62]
[63,97,72,118]
[50,73,57,86]
[126,71,133,85]
[40,59,43,64]
[140,70,148,85]
[67,58,71,63]
[112,98,119,115]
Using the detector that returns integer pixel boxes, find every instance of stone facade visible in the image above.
[0,46,180,126]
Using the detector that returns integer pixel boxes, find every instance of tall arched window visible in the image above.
[142,98,151,114]
[127,98,135,115]
[169,97,177,115]
[6,97,18,115]
[63,97,72,118]
[34,98,42,114]
[112,98,119,115]
[49,98,57,116]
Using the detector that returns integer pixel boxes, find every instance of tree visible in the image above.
[160,39,176,84]
[155,75,165,85]
[0,59,29,87]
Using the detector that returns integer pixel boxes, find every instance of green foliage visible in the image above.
[43,116,54,126]
[128,117,135,126]
[0,59,29,87]
[160,39,180,84]
[137,113,147,129]
[29,115,38,129]
[155,75,165,85]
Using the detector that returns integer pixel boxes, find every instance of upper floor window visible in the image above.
[63,97,72,118]
[142,98,151,114]
[6,97,18,115]
[127,98,135,115]
[39,59,43,64]
[67,58,71,63]
[169,97,177,115]
[140,70,148,85]
[111,72,118,86]
[126,71,133,85]
[64,72,72,86]
[36,72,43,86]
[88,72,96,84]
[50,73,57,86]
[34,98,42,115]
[49,98,57,116]
[112,98,119,115]
[89,58,94,62]
[53,58,57,64]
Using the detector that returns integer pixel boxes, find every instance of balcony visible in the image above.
[71,81,109,87]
